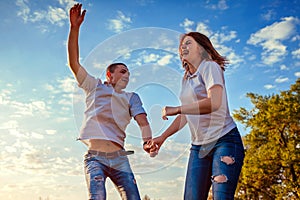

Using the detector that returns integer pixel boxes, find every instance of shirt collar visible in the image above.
[186,72,197,79]
[185,60,207,79]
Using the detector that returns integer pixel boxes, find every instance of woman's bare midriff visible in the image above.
[89,139,123,152]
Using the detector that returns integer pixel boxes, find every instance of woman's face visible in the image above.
[180,36,205,63]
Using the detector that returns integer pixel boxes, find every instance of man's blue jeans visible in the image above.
[184,127,245,200]
[84,151,141,200]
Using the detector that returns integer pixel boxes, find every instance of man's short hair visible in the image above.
[106,63,128,73]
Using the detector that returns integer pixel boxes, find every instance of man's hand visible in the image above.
[143,139,158,157]
[69,3,86,28]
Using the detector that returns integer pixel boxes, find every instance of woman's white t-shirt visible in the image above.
[180,60,236,145]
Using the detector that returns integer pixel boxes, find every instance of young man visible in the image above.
[67,3,157,200]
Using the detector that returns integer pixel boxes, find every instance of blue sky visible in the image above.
[0,0,299,199]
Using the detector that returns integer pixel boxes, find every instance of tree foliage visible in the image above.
[233,78,300,199]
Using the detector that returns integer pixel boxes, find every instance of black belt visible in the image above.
[88,149,134,159]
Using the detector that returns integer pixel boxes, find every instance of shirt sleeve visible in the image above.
[200,61,224,91]
[77,67,99,92]
[129,93,146,117]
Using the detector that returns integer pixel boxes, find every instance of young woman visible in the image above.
[154,32,245,200]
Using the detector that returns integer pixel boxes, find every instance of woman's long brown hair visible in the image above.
[179,32,228,71]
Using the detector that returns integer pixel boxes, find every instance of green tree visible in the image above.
[233,78,300,200]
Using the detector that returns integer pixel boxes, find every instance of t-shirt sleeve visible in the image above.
[77,67,99,92]
[200,61,224,91]
[129,93,146,117]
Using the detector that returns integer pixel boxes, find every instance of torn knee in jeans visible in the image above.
[221,156,235,165]
[212,174,228,183]
[211,156,234,184]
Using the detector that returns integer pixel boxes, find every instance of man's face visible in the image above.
[109,64,130,89]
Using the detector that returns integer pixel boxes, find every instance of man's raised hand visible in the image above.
[69,3,86,28]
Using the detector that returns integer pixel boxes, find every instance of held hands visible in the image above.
[152,136,165,151]
[143,139,159,157]
[143,136,167,157]
[69,3,86,28]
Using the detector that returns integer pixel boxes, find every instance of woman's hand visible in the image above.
[153,135,166,151]
[162,106,181,120]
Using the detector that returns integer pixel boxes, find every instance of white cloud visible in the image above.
[136,0,155,6]
[291,35,300,42]
[249,17,299,43]
[6,100,49,117]
[45,129,57,135]
[157,54,173,66]
[0,120,19,130]
[32,101,47,112]
[0,137,82,178]
[211,36,243,67]
[143,53,160,63]
[16,0,30,22]
[264,84,275,89]
[195,22,212,37]
[116,48,132,59]
[217,31,237,43]
[47,6,68,26]
[44,83,56,92]
[292,48,300,59]
[180,18,194,27]
[248,54,256,61]
[9,129,29,139]
[243,47,257,61]
[57,76,76,93]
[58,98,73,106]
[275,76,289,83]
[31,132,44,139]
[180,18,194,32]
[205,0,229,10]
[0,86,14,105]
[16,0,72,32]
[247,17,300,65]
[52,117,72,124]
[225,51,244,66]
[58,0,77,9]
[56,83,74,108]
[280,64,288,70]
[295,72,300,77]
[263,39,287,64]
[261,10,276,21]
[5,146,17,153]
[108,11,132,33]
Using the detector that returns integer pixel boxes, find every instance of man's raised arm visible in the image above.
[67,3,86,78]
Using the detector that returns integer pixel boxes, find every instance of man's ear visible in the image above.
[106,71,111,79]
